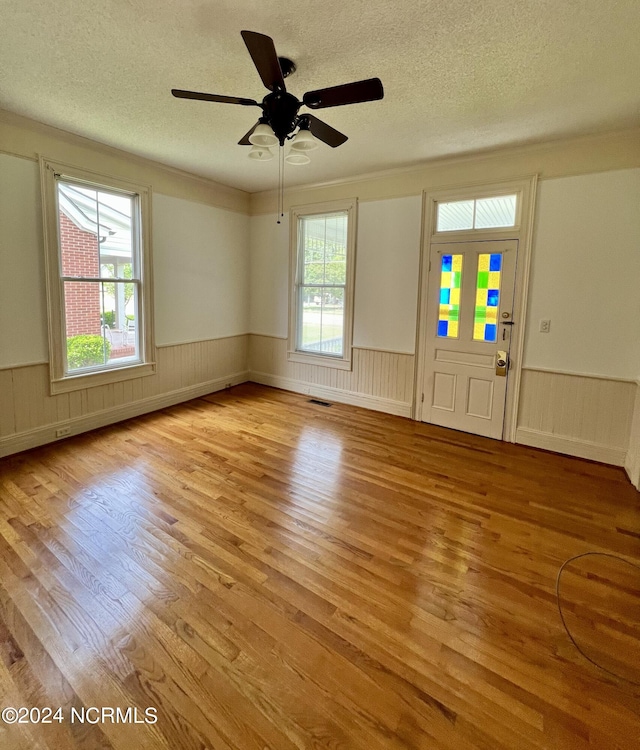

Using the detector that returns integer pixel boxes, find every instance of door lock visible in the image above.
[496,351,508,376]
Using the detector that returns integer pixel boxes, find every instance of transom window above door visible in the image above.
[436,194,517,232]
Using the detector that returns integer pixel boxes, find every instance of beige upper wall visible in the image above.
[250,128,640,215]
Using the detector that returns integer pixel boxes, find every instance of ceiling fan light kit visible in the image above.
[285,152,311,165]
[172,29,384,218]
[248,145,275,161]
[290,128,318,152]
[248,122,278,147]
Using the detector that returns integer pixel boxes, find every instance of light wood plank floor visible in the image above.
[0,383,639,749]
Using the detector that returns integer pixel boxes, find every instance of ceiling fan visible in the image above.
[171,30,384,156]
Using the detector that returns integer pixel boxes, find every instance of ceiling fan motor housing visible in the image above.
[263,90,302,144]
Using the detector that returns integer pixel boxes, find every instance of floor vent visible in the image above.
[308,399,332,407]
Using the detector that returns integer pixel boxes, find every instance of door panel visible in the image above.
[422,240,518,439]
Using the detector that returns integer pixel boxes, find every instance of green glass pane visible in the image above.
[477,271,489,289]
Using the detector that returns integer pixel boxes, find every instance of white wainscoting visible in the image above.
[0,335,249,457]
[516,368,636,466]
[625,381,640,489]
[248,335,414,417]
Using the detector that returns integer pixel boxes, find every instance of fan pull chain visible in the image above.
[276,145,285,224]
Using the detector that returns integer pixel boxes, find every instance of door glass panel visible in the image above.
[473,253,501,342]
[437,254,462,338]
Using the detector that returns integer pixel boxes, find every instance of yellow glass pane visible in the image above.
[485,308,498,323]
[476,289,487,305]
[478,254,490,272]
[448,321,459,337]
[473,322,485,339]
[450,287,460,305]
[440,271,451,287]
[488,271,500,288]
[451,255,463,272]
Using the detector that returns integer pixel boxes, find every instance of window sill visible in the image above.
[50,361,156,394]
[287,350,352,371]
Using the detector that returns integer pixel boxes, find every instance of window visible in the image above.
[40,159,155,393]
[288,199,357,370]
[437,194,517,232]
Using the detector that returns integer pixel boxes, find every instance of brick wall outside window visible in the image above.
[59,211,101,337]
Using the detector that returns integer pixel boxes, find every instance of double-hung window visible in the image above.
[40,158,155,393]
[288,199,357,370]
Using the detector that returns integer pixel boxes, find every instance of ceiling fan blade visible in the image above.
[241,30,285,92]
[172,89,259,106]
[303,77,384,109]
[305,115,348,148]
[238,122,260,145]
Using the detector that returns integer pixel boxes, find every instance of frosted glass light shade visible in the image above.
[249,123,278,147]
[248,145,274,161]
[290,129,318,151]
[285,152,310,165]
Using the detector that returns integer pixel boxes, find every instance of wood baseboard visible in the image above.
[249,371,413,418]
[0,370,250,458]
[515,427,626,467]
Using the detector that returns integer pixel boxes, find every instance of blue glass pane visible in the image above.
[437,321,448,337]
[485,324,497,341]
[441,255,452,271]
[487,289,499,306]
[489,254,502,272]
[440,288,451,304]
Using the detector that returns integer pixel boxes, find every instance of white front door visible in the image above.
[421,240,518,439]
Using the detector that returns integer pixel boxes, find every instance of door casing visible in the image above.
[414,177,538,442]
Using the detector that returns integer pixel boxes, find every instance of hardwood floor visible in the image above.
[0,382,638,749]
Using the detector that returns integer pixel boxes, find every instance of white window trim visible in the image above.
[40,157,156,394]
[430,181,526,243]
[288,198,357,371]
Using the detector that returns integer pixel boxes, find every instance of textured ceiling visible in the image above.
[1,0,639,193]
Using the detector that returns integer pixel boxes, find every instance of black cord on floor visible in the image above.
[556,551,640,687]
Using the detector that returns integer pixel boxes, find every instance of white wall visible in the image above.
[0,154,48,367]
[248,213,290,337]
[353,197,422,353]
[626,384,640,489]
[249,196,423,354]
[153,194,249,345]
[524,168,640,379]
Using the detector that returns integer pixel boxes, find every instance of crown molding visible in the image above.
[0,108,250,214]
[249,127,640,214]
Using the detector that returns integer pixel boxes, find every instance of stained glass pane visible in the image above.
[473,253,501,342]
[437,254,462,338]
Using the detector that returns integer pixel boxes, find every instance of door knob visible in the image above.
[496,351,508,376]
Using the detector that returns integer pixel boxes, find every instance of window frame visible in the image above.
[431,183,524,242]
[40,157,155,394]
[288,198,357,371]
